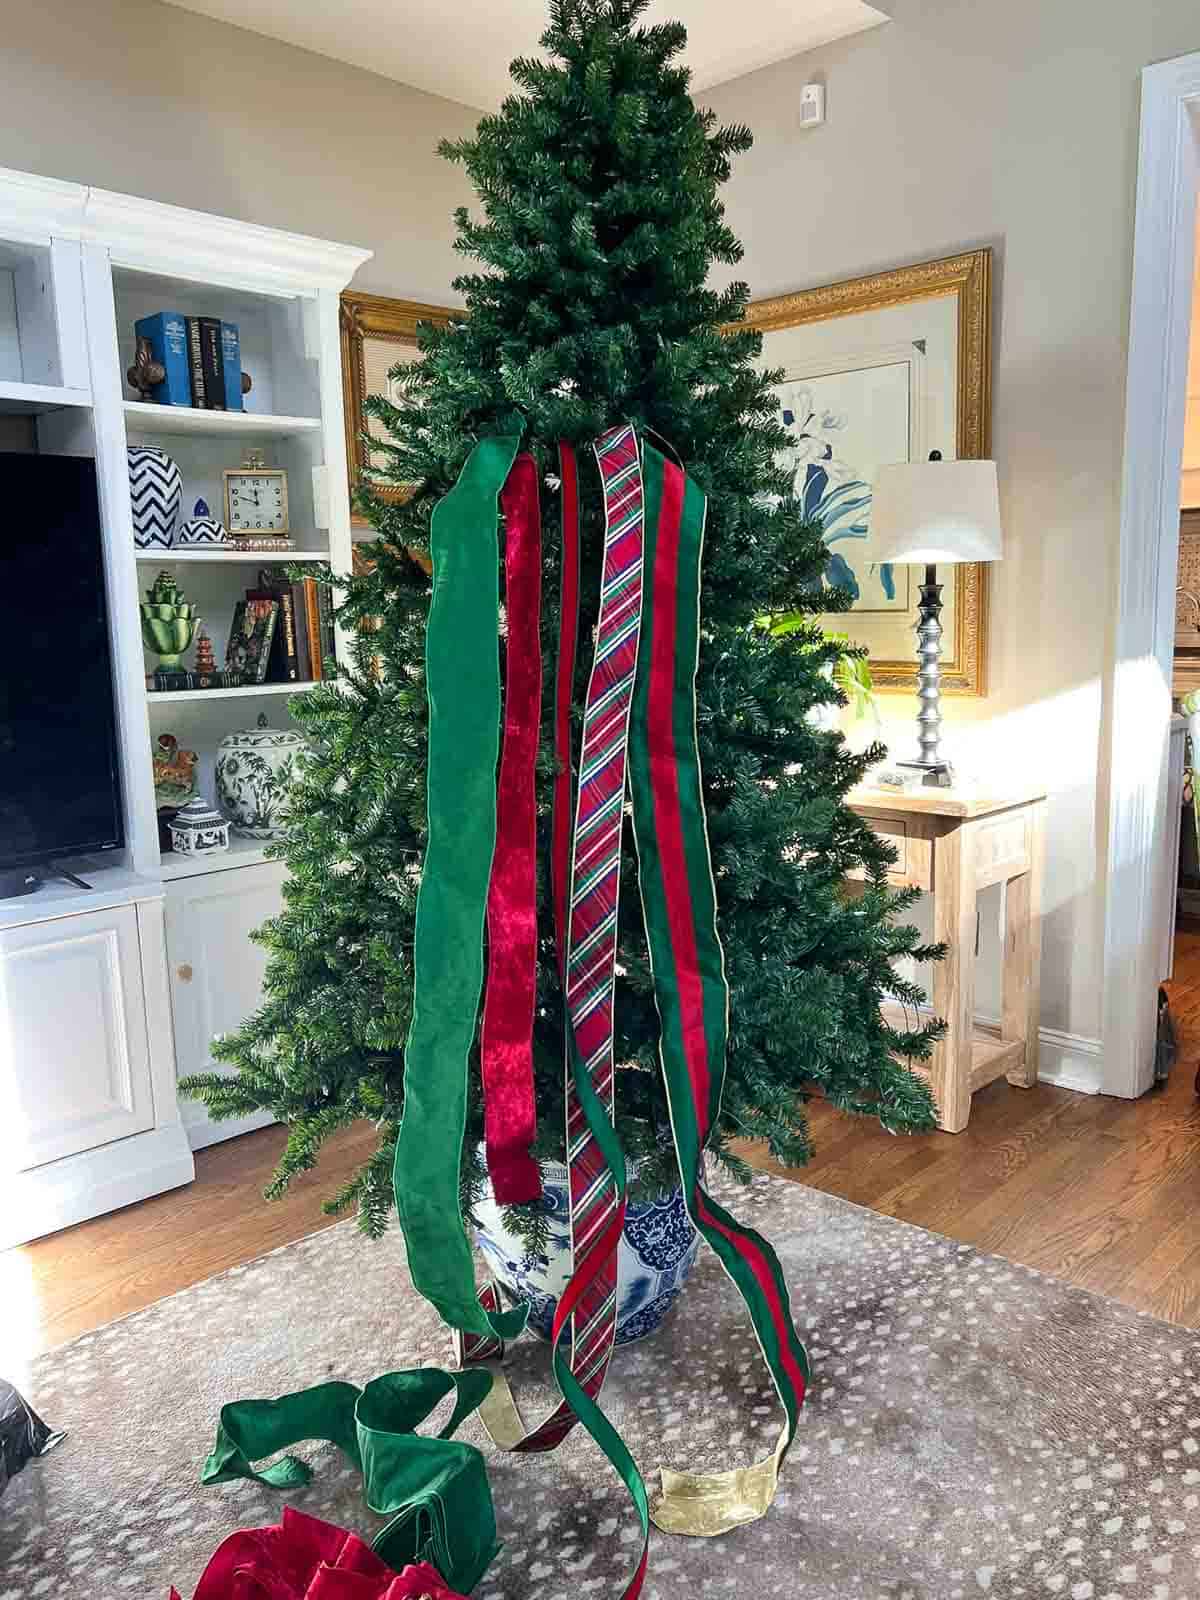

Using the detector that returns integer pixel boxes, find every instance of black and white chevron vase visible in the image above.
[127,445,182,549]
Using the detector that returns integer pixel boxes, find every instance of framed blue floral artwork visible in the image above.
[776,356,916,614]
[742,250,992,697]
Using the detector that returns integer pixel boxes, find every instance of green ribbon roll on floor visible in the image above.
[200,1367,498,1593]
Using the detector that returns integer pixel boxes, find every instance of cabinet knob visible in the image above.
[176,963,193,982]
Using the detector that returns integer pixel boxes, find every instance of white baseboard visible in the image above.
[1032,1026,1106,1095]
[886,994,1107,1097]
[4,1123,195,1248]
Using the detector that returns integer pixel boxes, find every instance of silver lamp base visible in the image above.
[896,757,954,789]
[900,563,953,788]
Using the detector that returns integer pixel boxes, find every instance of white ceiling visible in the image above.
[160,0,889,110]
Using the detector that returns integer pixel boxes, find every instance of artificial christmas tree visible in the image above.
[181,0,941,1238]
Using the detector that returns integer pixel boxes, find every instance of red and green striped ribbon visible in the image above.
[629,439,809,1530]
[465,428,650,1600]
[460,431,805,1589]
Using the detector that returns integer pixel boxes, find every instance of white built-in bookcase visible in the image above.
[0,166,371,1243]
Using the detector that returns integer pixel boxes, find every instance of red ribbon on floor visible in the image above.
[170,1507,467,1600]
[481,451,543,1205]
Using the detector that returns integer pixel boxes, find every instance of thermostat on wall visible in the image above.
[799,83,825,128]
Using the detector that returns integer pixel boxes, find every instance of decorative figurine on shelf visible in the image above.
[127,443,183,549]
[177,497,231,547]
[191,625,225,690]
[194,627,216,675]
[153,731,199,851]
[140,569,197,675]
[216,713,307,839]
[152,733,198,809]
[241,370,253,399]
[169,795,231,856]
[126,335,166,403]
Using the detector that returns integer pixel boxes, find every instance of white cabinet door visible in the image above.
[164,860,285,1147]
[2,905,154,1170]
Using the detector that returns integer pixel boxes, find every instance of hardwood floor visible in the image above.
[6,934,1200,1363]
[737,930,1200,1326]
[2,1121,380,1362]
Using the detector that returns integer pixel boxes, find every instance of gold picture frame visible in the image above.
[339,290,456,528]
[739,249,992,696]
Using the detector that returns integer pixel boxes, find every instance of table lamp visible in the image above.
[870,452,1003,786]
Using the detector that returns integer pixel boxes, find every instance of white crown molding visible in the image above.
[82,186,371,296]
[0,165,372,295]
[0,164,86,247]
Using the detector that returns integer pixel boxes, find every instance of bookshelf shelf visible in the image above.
[160,835,275,880]
[146,680,316,704]
[0,166,371,1238]
[134,548,329,563]
[123,401,322,438]
[0,379,92,415]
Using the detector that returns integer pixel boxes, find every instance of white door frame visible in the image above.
[1103,53,1200,1096]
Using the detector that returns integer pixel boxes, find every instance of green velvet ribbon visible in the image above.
[200,1368,498,1593]
[392,432,529,1345]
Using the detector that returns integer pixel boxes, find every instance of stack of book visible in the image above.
[241,569,336,684]
[134,311,243,410]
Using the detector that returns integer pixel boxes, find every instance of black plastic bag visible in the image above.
[0,1379,64,1496]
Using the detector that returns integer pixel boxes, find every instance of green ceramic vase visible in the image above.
[140,570,197,668]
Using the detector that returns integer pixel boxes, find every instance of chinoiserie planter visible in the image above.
[215,715,307,838]
[168,795,230,855]
[472,1156,700,1346]
[127,444,183,549]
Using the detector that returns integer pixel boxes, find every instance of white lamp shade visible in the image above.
[870,459,1003,565]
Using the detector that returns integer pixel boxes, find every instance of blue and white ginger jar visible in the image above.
[177,497,230,546]
[127,444,182,549]
[473,1155,700,1345]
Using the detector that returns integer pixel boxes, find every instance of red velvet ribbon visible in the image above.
[170,1507,466,1600]
[551,442,581,974]
[481,452,543,1205]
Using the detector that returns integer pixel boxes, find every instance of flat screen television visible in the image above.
[0,453,124,885]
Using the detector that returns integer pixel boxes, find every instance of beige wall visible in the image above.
[706,0,1200,1050]
[0,0,477,302]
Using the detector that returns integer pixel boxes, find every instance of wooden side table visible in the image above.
[848,783,1047,1133]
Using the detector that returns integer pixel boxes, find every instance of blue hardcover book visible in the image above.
[134,311,191,406]
[220,321,243,411]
